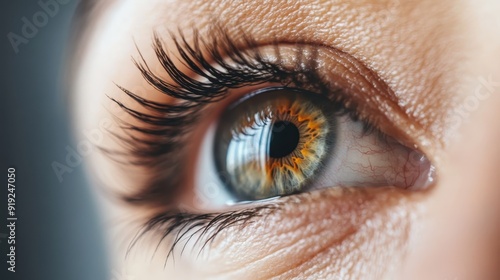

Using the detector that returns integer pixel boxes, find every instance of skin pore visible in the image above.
[72,0,500,279]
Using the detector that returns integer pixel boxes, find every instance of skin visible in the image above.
[72,0,500,279]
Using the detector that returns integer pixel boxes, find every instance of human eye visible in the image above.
[196,86,431,206]
[105,26,434,259]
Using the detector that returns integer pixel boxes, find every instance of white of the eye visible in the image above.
[314,116,432,190]
[194,114,432,211]
[194,122,237,211]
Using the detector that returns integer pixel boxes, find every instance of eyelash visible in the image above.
[109,26,381,260]
[128,204,279,264]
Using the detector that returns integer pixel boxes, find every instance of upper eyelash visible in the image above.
[108,27,361,161]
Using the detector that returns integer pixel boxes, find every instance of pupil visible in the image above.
[268,121,300,158]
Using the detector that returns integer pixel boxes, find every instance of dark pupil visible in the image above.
[268,121,300,158]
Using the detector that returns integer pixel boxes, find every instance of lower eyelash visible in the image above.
[127,204,279,264]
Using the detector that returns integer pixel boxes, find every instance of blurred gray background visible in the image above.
[1,0,108,279]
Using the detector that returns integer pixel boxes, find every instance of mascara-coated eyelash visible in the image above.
[110,32,339,164]
[107,27,395,260]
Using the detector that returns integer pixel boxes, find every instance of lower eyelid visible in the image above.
[138,187,421,277]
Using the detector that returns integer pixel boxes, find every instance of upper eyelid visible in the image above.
[172,40,417,139]
[150,27,427,147]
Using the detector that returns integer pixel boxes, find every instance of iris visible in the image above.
[214,88,337,200]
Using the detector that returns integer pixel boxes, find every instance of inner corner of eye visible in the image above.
[192,87,435,209]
